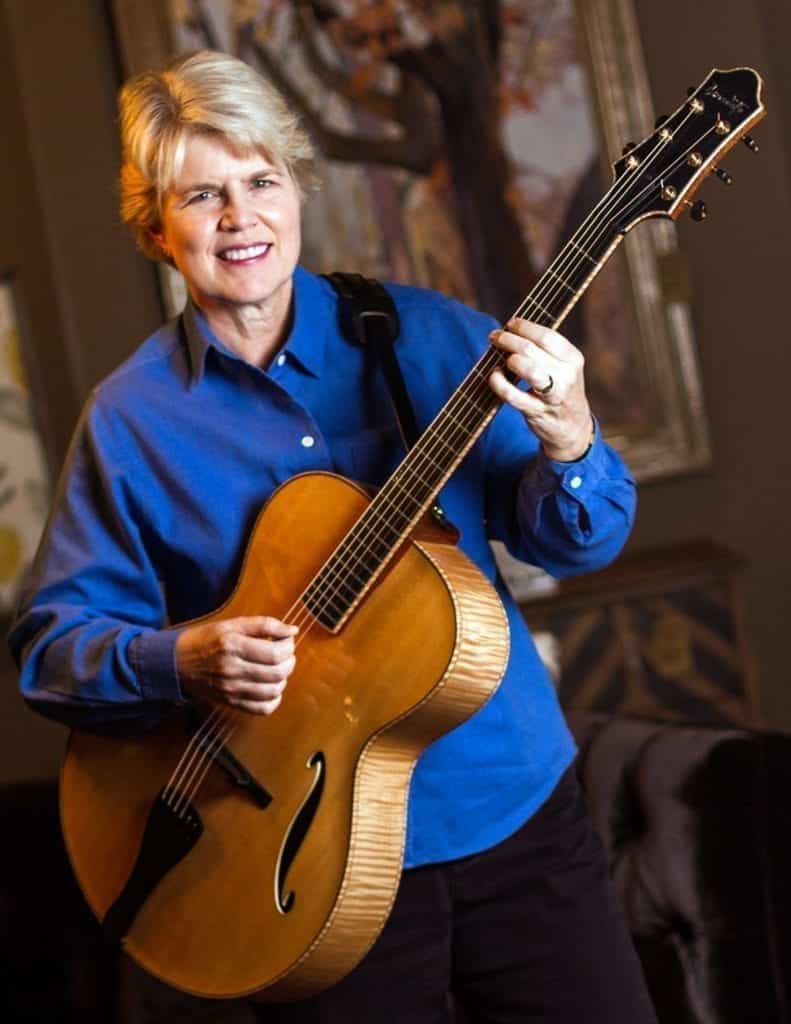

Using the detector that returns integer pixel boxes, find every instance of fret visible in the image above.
[435,404,482,437]
[519,299,554,323]
[568,240,598,266]
[544,268,577,296]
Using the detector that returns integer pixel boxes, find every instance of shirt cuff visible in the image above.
[129,628,184,704]
[534,417,607,502]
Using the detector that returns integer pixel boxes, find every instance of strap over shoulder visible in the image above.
[324,272,449,525]
[324,272,399,347]
[323,271,419,452]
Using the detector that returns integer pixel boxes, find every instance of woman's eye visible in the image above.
[253,178,275,189]
[189,190,216,204]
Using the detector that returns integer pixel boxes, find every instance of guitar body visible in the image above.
[60,471,509,1001]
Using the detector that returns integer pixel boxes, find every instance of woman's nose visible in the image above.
[220,192,257,230]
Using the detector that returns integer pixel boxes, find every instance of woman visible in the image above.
[9,49,654,1023]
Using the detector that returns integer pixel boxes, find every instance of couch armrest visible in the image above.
[567,711,791,1023]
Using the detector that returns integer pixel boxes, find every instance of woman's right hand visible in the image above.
[175,615,298,715]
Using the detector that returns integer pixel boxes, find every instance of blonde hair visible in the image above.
[119,49,316,261]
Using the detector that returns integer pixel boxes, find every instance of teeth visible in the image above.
[220,244,269,261]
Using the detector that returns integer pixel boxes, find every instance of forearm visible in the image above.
[9,603,183,733]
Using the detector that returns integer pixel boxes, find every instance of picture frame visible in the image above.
[109,0,712,483]
[0,274,52,617]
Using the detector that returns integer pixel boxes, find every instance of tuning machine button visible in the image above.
[685,87,704,113]
[690,200,708,222]
[742,135,760,153]
[713,167,734,186]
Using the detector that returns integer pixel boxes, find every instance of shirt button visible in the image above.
[276,353,287,367]
[569,475,583,489]
[301,435,315,448]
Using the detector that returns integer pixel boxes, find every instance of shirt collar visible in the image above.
[281,265,331,379]
[181,265,332,388]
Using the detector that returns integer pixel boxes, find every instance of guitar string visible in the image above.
[167,711,230,816]
[177,717,239,815]
[162,707,223,805]
[165,110,716,811]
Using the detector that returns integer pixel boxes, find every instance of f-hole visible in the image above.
[275,752,326,914]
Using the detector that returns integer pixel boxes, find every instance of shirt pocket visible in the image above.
[331,425,404,487]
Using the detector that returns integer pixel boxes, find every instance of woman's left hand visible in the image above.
[488,318,594,462]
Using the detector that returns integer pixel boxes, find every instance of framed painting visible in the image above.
[110,0,711,482]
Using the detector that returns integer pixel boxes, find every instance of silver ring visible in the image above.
[536,374,554,395]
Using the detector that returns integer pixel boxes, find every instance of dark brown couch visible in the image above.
[571,711,791,1023]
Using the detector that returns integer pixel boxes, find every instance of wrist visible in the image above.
[542,415,596,463]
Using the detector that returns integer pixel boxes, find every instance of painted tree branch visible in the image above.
[294,6,441,169]
[295,4,400,122]
[238,23,436,174]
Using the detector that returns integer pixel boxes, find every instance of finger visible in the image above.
[489,369,556,413]
[504,350,556,394]
[234,634,296,667]
[489,329,558,392]
[489,326,560,383]
[498,319,577,361]
[214,651,296,685]
[489,368,562,412]
[220,676,289,702]
[228,692,285,716]
[228,616,299,640]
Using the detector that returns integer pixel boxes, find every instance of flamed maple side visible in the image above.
[60,68,765,1001]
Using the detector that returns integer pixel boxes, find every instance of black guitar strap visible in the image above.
[324,271,419,452]
[324,271,448,524]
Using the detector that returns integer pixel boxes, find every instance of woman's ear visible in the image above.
[149,227,170,259]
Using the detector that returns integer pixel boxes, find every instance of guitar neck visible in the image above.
[302,194,625,632]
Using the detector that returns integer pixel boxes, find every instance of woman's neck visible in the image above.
[197,286,294,369]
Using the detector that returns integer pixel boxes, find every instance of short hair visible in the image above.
[118,49,316,261]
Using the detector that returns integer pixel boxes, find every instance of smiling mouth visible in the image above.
[218,243,271,262]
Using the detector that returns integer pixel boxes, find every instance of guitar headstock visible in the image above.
[611,68,766,231]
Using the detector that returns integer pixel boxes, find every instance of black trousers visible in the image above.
[253,766,658,1023]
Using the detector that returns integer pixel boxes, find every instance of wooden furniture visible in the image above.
[520,540,761,727]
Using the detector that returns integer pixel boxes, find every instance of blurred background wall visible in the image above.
[0,0,789,781]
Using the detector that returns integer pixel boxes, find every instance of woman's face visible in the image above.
[155,133,302,327]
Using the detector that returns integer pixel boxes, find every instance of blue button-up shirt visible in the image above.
[9,266,636,867]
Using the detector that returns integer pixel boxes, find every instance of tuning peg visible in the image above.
[654,115,668,129]
[742,135,760,153]
[713,167,734,186]
[622,141,636,155]
[690,200,708,222]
